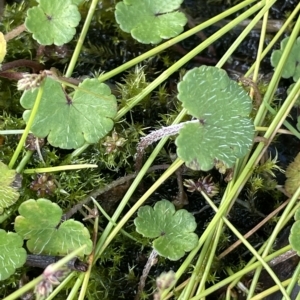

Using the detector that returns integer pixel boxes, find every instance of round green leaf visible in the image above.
[115,0,187,44]
[14,199,93,256]
[134,200,198,260]
[0,230,26,281]
[25,0,81,46]
[176,66,254,171]
[0,162,21,214]
[20,77,117,149]
[271,37,300,81]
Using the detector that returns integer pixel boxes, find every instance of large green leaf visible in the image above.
[14,199,93,256]
[115,0,187,44]
[20,77,117,149]
[176,66,254,171]
[134,200,198,260]
[25,0,81,46]
[0,230,26,281]
[0,162,21,214]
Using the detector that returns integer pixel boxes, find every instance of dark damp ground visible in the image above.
[0,0,299,298]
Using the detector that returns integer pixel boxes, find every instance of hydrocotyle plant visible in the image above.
[176,66,254,171]
[134,199,198,260]
[115,0,187,44]
[136,66,255,172]
[0,197,93,282]
[1,0,300,299]
[20,76,117,149]
[14,198,93,256]
[134,199,198,297]
[271,36,300,81]
[25,0,81,46]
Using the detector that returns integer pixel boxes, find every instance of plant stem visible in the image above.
[171,245,290,300]
[22,164,98,174]
[78,205,99,300]
[98,0,260,83]
[63,164,170,220]
[217,198,290,259]
[244,3,300,140]
[0,59,44,72]
[92,199,141,242]
[185,228,217,298]
[203,192,293,299]
[15,150,33,173]
[4,23,26,41]
[286,262,300,298]
[136,250,158,300]
[246,15,300,296]
[135,121,196,170]
[216,0,276,68]
[116,0,265,120]
[197,223,223,295]
[64,0,99,78]
[46,272,76,300]
[69,143,90,160]
[91,107,186,264]
[79,4,271,297]
[2,246,86,300]
[68,0,263,160]
[0,130,26,135]
[246,3,300,77]
[94,158,184,260]
[250,279,292,300]
[9,83,44,169]
[248,177,300,297]
[251,8,268,84]
[229,201,300,296]
[254,8,300,128]
[160,71,300,300]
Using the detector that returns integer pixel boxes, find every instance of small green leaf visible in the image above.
[25,0,81,46]
[20,77,117,149]
[271,37,300,81]
[176,66,254,171]
[285,152,300,196]
[0,162,21,214]
[14,199,93,256]
[289,208,300,255]
[134,200,198,260]
[0,230,27,281]
[115,0,187,44]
